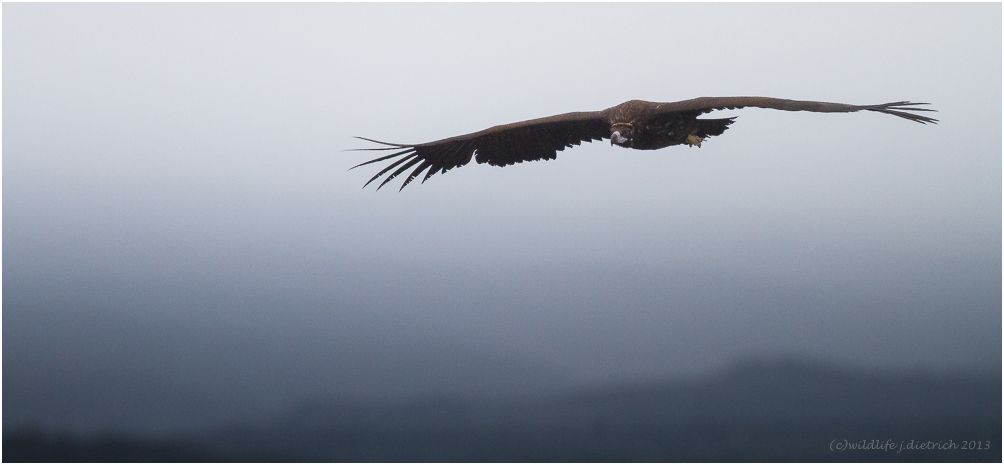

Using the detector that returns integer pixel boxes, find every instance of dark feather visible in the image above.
[351,111,609,190]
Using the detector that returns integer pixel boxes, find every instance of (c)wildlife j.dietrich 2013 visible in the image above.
[350,96,936,191]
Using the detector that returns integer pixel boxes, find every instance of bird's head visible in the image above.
[610,124,634,148]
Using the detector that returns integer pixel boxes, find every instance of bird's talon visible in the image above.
[687,134,703,147]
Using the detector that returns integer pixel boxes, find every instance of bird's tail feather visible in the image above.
[695,117,736,138]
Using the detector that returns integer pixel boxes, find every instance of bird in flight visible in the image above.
[351,97,937,191]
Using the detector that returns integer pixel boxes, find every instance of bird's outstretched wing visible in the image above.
[650,97,938,124]
[350,111,610,191]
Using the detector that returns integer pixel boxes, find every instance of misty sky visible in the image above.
[4,3,1001,434]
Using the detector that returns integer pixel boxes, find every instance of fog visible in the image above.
[4,3,1001,437]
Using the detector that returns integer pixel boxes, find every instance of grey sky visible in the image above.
[4,3,1001,434]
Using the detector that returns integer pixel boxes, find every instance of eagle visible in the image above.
[351,97,937,191]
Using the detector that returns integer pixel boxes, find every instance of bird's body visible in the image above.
[604,99,735,150]
[352,97,936,190]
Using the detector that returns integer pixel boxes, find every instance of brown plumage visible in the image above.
[351,97,937,190]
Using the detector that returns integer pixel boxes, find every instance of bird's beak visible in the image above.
[611,131,628,146]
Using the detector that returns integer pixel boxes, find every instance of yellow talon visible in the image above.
[686,134,703,147]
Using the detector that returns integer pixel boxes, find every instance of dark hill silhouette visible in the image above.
[6,359,1000,462]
